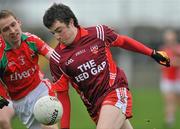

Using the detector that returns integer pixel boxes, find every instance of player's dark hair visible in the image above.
[0,10,16,20]
[43,3,79,28]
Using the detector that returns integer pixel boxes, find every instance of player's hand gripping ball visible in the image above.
[33,96,63,125]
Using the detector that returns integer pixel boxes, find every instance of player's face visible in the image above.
[0,16,22,48]
[49,19,77,46]
[163,30,177,45]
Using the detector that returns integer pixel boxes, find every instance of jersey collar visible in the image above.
[60,26,88,49]
[4,33,28,51]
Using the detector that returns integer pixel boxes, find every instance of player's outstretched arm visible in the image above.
[111,35,170,67]
[151,50,170,67]
[0,96,9,109]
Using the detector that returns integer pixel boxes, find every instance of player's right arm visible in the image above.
[0,35,5,60]
[0,82,9,109]
[0,36,9,109]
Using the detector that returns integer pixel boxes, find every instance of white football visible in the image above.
[33,96,63,125]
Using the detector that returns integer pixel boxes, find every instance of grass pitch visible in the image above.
[12,87,180,129]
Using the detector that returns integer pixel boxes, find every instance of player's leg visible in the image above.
[160,79,176,127]
[13,80,58,129]
[96,88,133,129]
[0,101,15,129]
[41,124,59,129]
[96,105,125,129]
[177,94,180,110]
[163,92,176,127]
[176,80,180,109]
[96,105,133,129]
[121,119,133,129]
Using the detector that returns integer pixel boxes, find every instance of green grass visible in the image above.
[131,88,180,129]
[12,88,180,129]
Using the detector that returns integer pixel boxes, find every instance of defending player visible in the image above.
[0,10,58,129]
[43,3,170,129]
[160,29,180,128]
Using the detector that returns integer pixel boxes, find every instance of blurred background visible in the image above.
[1,0,180,129]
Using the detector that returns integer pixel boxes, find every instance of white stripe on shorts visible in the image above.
[115,88,128,114]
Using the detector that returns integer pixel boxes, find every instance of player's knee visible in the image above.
[97,126,112,129]
[96,124,113,129]
[41,124,58,129]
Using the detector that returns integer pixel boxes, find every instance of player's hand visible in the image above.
[0,96,9,109]
[151,50,170,67]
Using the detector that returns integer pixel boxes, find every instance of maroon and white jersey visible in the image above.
[50,25,152,118]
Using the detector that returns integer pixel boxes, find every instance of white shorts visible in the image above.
[12,80,52,129]
[7,99,13,108]
[160,78,180,94]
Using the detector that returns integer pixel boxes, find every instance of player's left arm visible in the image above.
[36,40,54,60]
[103,25,170,67]
[31,35,54,60]
[115,35,170,67]
[172,45,180,56]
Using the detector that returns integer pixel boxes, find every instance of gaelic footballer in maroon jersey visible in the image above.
[43,3,170,129]
[50,25,136,117]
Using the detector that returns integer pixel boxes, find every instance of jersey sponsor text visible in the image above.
[75,59,106,82]
[10,66,37,81]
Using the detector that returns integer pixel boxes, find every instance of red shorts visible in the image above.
[102,87,133,118]
[92,87,133,123]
